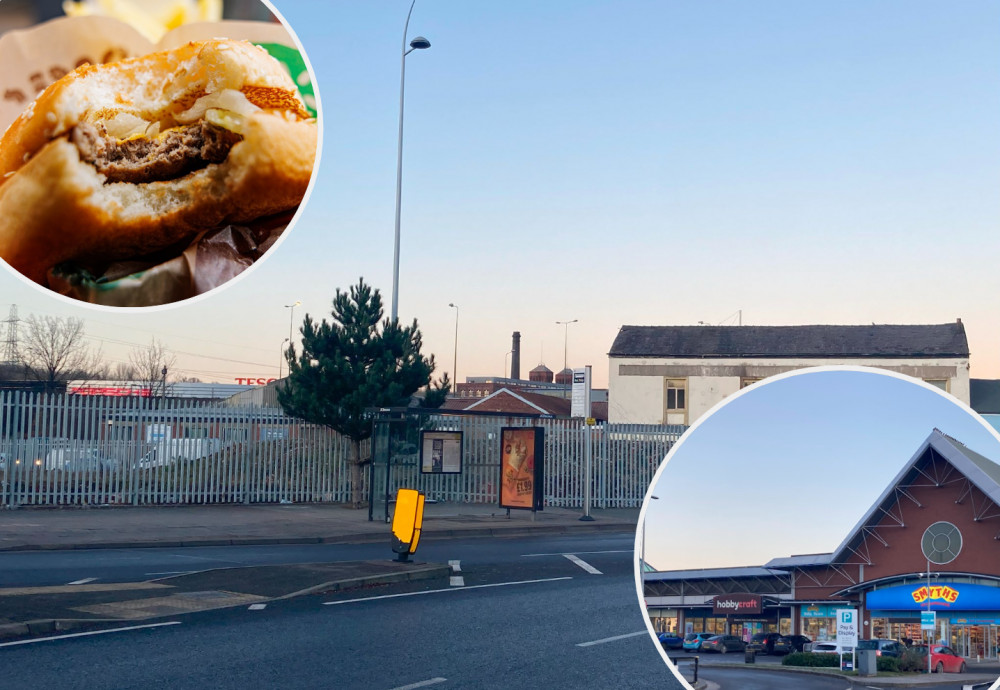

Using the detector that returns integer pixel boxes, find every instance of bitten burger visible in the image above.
[0,39,317,285]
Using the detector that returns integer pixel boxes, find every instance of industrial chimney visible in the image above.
[511,332,521,380]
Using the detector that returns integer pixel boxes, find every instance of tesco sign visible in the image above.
[235,378,278,386]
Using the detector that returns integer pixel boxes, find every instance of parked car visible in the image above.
[857,639,906,658]
[683,632,715,652]
[773,635,811,655]
[811,641,853,654]
[701,635,746,654]
[909,645,967,674]
[658,632,684,650]
[746,632,782,655]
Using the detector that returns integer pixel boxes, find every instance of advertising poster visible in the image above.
[499,427,544,511]
[420,430,463,474]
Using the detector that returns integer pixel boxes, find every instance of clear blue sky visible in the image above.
[1,0,999,386]
[642,367,1000,571]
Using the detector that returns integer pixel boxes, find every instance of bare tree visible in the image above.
[20,315,102,389]
[109,361,138,381]
[128,339,177,396]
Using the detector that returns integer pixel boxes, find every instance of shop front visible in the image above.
[865,581,1000,660]
[800,603,846,642]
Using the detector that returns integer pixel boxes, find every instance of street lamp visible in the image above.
[556,319,578,372]
[504,350,513,379]
[448,303,459,388]
[279,338,290,379]
[283,301,300,380]
[641,494,660,572]
[391,0,431,323]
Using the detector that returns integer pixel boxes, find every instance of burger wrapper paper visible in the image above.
[0,16,315,306]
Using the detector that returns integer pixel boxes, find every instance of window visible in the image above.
[665,379,686,410]
[923,379,949,392]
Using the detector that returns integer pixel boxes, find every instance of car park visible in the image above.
[701,635,746,654]
[682,632,715,652]
[746,632,782,655]
[772,634,811,655]
[909,645,968,674]
[857,639,906,658]
[657,632,684,650]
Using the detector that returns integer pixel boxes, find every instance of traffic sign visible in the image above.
[836,608,858,648]
[920,610,936,630]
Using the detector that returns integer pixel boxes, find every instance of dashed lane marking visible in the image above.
[521,550,632,557]
[248,604,267,611]
[323,577,573,606]
[576,631,647,647]
[563,554,602,574]
[67,578,98,585]
[448,560,461,572]
[389,678,447,690]
[0,621,181,647]
[449,576,465,587]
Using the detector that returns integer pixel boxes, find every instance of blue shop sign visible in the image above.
[801,604,840,618]
[866,583,1000,611]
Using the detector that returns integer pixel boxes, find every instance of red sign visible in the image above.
[713,594,762,615]
[69,385,151,397]
[234,378,278,386]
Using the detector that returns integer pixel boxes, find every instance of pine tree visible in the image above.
[278,278,448,507]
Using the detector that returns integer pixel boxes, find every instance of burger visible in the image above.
[0,39,317,288]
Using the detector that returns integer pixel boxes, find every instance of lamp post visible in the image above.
[505,350,512,379]
[641,495,660,572]
[391,0,431,323]
[279,338,290,379]
[283,301,300,380]
[448,302,459,388]
[556,319,578,372]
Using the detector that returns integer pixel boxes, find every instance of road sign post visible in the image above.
[836,608,858,672]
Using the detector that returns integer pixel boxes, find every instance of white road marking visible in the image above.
[521,549,632,557]
[449,576,465,587]
[323,576,573,606]
[448,559,461,572]
[66,577,97,585]
[248,604,267,611]
[576,631,648,647]
[144,571,195,576]
[563,554,602,574]
[388,678,447,690]
[0,621,181,647]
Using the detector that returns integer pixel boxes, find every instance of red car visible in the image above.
[911,645,968,674]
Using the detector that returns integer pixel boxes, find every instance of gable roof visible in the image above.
[463,388,571,417]
[830,429,1000,563]
[609,323,969,359]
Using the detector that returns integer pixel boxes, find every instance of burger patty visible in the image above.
[71,122,243,184]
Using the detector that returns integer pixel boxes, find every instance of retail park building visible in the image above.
[643,430,1000,659]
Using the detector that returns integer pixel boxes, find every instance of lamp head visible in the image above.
[409,36,431,50]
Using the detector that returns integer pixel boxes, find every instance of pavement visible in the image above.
[689,653,1000,688]
[0,501,638,641]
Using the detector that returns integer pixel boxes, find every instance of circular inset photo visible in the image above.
[0,0,319,307]
[637,366,1000,689]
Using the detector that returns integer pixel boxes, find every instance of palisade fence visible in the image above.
[0,391,685,509]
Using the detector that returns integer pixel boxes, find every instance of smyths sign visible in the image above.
[713,594,762,615]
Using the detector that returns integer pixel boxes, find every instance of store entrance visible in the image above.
[951,625,999,660]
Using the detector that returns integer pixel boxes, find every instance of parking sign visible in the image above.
[836,609,858,648]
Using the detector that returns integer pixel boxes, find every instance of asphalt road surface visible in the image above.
[0,534,686,689]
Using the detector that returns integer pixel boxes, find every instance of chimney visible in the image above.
[511,331,521,380]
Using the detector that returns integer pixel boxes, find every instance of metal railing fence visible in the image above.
[1,391,684,509]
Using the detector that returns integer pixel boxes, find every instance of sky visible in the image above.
[1,0,999,388]
[641,367,1000,572]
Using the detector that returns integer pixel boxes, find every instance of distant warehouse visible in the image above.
[607,321,970,425]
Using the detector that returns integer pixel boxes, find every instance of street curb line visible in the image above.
[275,564,451,599]
[697,661,997,688]
[0,522,635,552]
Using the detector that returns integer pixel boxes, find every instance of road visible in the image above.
[0,533,686,689]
